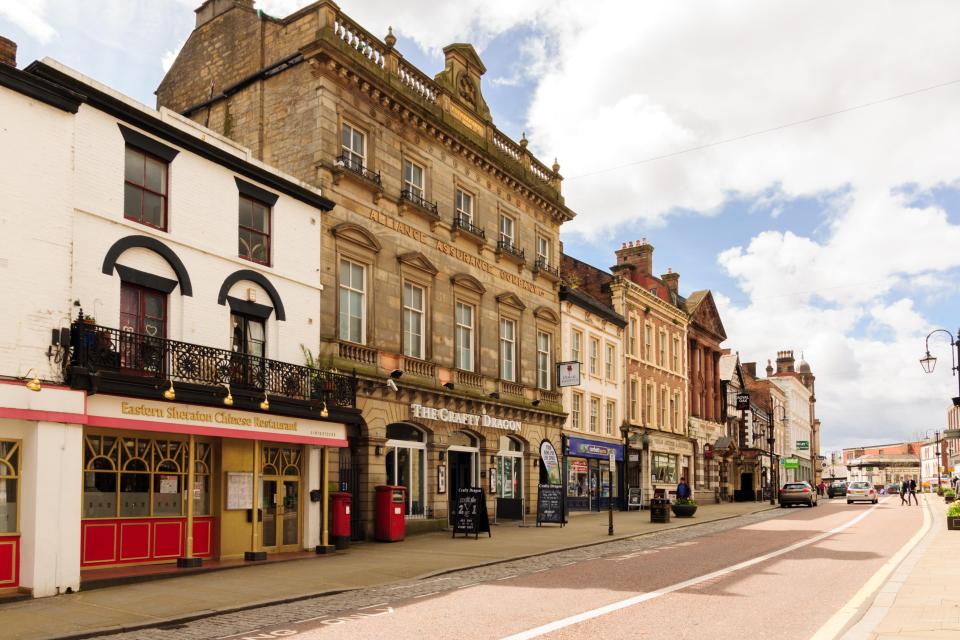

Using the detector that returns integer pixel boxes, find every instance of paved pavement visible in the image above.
[0,500,775,640]
[840,493,960,640]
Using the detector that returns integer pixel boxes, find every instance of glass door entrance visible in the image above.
[260,446,301,552]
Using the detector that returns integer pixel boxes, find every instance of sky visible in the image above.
[3,0,960,454]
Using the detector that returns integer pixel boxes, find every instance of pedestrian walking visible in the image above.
[909,478,919,505]
[900,480,908,505]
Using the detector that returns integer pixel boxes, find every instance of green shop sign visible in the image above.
[783,457,800,469]
[796,440,810,450]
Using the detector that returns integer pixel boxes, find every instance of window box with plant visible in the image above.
[671,497,698,518]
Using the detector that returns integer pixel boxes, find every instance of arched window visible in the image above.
[386,423,426,518]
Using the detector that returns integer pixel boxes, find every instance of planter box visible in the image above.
[945,496,956,504]
[948,517,960,531]
[671,504,698,518]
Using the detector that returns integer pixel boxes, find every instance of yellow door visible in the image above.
[260,446,302,553]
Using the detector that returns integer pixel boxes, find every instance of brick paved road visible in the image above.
[103,508,790,640]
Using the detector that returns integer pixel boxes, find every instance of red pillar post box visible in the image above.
[330,492,352,549]
[375,485,406,542]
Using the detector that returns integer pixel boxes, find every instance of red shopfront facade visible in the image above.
[80,395,348,569]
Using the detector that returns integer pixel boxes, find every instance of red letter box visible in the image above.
[375,485,406,542]
[330,492,352,549]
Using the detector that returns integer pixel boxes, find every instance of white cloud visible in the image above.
[161,39,184,73]
[0,0,57,44]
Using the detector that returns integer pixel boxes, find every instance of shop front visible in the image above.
[356,396,564,534]
[80,394,348,569]
[648,434,694,501]
[564,436,622,512]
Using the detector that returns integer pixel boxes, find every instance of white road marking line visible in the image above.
[414,591,440,599]
[501,505,881,640]
[385,577,451,591]
[457,582,479,589]
[358,602,389,610]
[294,615,328,624]
[812,497,932,640]
[496,575,518,581]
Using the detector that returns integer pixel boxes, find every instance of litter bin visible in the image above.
[650,497,671,523]
[375,485,406,542]
[330,492,352,549]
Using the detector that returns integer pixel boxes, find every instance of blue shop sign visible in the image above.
[567,437,623,461]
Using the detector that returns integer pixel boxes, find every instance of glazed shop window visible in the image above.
[652,453,678,484]
[82,434,210,518]
[124,145,167,229]
[238,195,271,265]
[385,423,425,518]
[0,440,20,533]
[567,457,588,498]
[338,258,366,344]
[495,436,523,499]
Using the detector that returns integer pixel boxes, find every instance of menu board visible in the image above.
[452,487,491,539]
[536,483,565,526]
[627,487,642,509]
[226,471,253,510]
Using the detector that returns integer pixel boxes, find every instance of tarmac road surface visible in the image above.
[212,497,922,640]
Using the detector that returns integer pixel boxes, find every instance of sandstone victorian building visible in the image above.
[158,0,574,534]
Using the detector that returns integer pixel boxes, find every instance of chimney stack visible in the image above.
[612,238,654,285]
[765,359,774,377]
[661,267,679,296]
[196,0,255,29]
[776,350,795,374]
[742,362,757,378]
[0,36,16,67]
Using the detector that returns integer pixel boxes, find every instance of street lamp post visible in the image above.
[919,328,960,407]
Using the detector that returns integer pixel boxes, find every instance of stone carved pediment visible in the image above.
[534,306,560,324]
[496,291,526,311]
[331,222,382,253]
[397,251,439,276]
[450,273,486,295]
[690,291,727,341]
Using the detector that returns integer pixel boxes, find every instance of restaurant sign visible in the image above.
[86,396,347,445]
[409,403,521,433]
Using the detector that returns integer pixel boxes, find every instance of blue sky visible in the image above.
[4,0,960,453]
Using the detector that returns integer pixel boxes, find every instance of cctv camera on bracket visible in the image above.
[386,378,399,392]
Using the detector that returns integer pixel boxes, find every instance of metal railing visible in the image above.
[496,239,525,261]
[336,153,382,186]
[400,189,439,216]
[70,320,357,408]
[453,215,485,240]
[534,256,559,278]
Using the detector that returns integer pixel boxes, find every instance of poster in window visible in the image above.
[489,467,497,494]
[437,464,446,494]
[159,475,179,494]
[226,471,254,509]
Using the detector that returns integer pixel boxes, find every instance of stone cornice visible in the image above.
[610,277,688,324]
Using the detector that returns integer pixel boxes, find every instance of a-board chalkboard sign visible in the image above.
[452,487,491,539]
[536,483,565,526]
[627,487,642,510]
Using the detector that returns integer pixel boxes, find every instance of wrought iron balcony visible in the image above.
[335,153,382,187]
[400,189,439,217]
[452,214,485,240]
[496,239,525,263]
[533,256,560,281]
[68,320,357,410]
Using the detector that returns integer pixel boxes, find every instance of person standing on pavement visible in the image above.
[909,477,919,505]
[677,477,691,502]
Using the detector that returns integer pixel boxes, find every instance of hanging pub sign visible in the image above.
[536,483,565,526]
[452,487,491,539]
[736,393,751,411]
[703,443,715,459]
[540,440,562,485]
[556,361,581,387]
